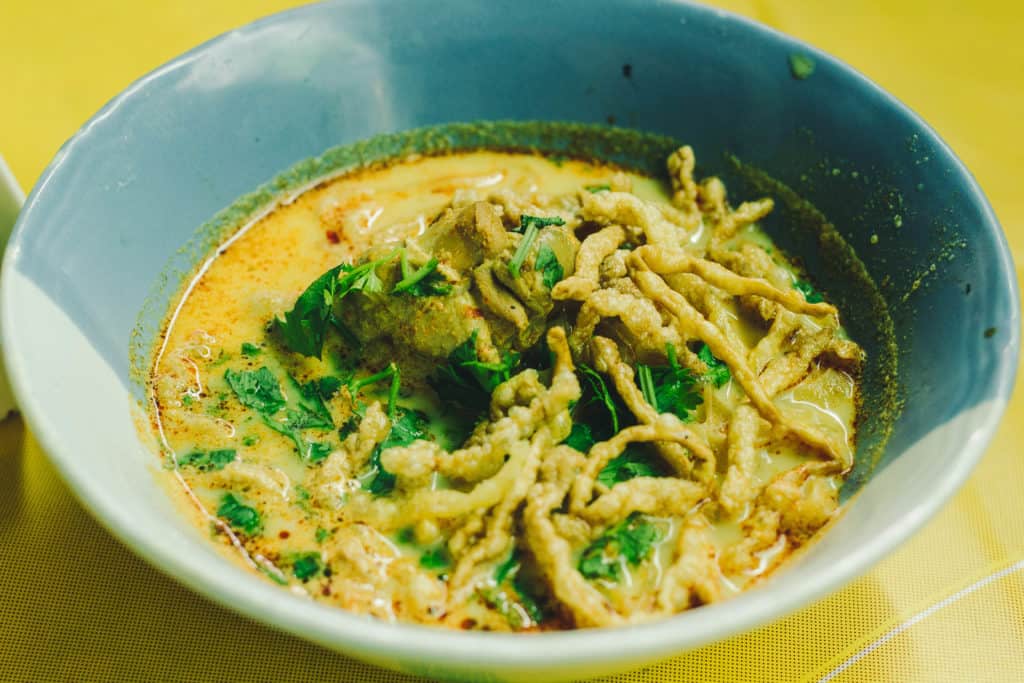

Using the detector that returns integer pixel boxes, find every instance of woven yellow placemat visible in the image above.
[2,2,1022,681]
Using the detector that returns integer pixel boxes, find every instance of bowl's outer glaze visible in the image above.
[1,1,1018,681]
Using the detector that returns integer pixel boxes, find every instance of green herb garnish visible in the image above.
[508,214,565,279]
[315,527,332,544]
[697,343,731,388]
[224,367,286,414]
[789,53,816,80]
[217,493,262,536]
[577,364,620,434]
[585,184,611,193]
[794,280,824,304]
[596,446,670,488]
[290,552,323,581]
[419,547,451,571]
[535,245,564,290]
[562,422,595,453]
[636,344,702,421]
[429,331,520,412]
[392,253,452,297]
[484,551,544,627]
[578,513,660,581]
[177,448,236,472]
[363,407,429,496]
[276,265,343,358]
[241,342,261,357]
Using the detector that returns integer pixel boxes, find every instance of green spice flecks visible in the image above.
[789,54,816,80]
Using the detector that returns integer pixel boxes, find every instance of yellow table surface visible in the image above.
[2,2,1022,681]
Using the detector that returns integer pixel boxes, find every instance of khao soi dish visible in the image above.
[150,147,863,631]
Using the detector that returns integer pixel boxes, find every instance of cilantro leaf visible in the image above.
[381,408,429,450]
[577,364,619,434]
[578,513,660,581]
[535,245,564,289]
[419,546,451,571]
[276,265,342,358]
[697,343,731,388]
[509,214,565,279]
[282,374,335,432]
[562,422,595,453]
[429,331,520,412]
[305,441,333,465]
[317,376,343,400]
[315,527,332,544]
[225,367,286,414]
[485,551,545,627]
[596,446,670,488]
[364,447,396,496]
[585,184,611,193]
[338,414,361,440]
[178,448,236,472]
[278,251,400,358]
[637,344,703,421]
[217,493,262,536]
[794,279,824,304]
[392,255,452,297]
[290,552,322,581]
[241,342,261,357]
[363,408,428,496]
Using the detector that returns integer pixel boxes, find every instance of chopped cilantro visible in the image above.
[578,513,660,581]
[224,367,286,414]
[508,214,566,279]
[294,484,313,515]
[697,343,731,388]
[535,245,564,289]
[596,446,670,488]
[335,249,401,297]
[794,280,824,304]
[305,441,333,465]
[241,342,261,357]
[317,376,343,400]
[363,408,428,496]
[181,394,195,407]
[392,254,452,297]
[577,364,620,434]
[277,250,400,358]
[315,527,332,544]
[217,493,262,536]
[282,374,335,432]
[637,344,702,421]
[242,434,259,447]
[789,53,816,80]
[276,265,342,358]
[364,447,396,496]
[338,414,361,440]
[419,546,451,571]
[177,448,236,472]
[585,184,611,193]
[290,552,323,581]
[562,422,595,453]
[483,551,544,627]
[429,331,520,413]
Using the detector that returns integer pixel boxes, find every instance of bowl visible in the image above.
[2,1,1018,681]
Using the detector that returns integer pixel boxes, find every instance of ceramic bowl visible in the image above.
[2,1,1018,681]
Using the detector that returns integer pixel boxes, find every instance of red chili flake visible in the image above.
[321,586,332,596]
[325,230,340,244]
[466,307,484,319]
[278,530,291,539]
